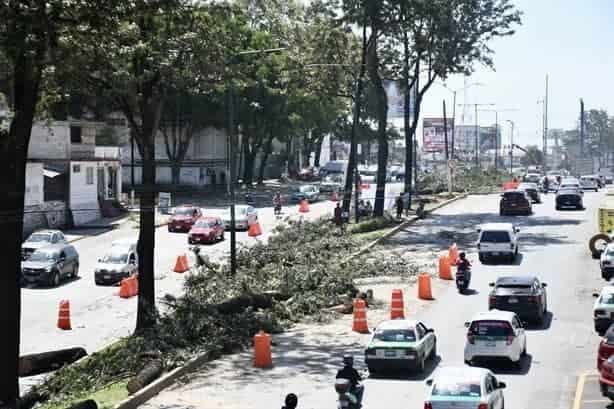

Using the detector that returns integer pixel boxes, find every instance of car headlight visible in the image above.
[45,266,53,272]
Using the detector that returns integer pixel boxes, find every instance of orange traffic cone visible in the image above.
[418,273,433,300]
[331,191,339,202]
[253,331,273,368]
[57,300,71,330]
[352,299,369,333]
[390,289,405,319]
[448,243,459,266]
[130,275,139,296]
[438,255,453,280]
[248,221,262,237]
[173,254,189,273]
[299,199,309,213]
[119,278,132,298]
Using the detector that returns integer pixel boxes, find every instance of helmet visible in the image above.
[343,354,354,367]
[284,393,298,408]
[459,252,466,259]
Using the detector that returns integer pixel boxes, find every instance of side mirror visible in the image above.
[593,293,600,298]
[542,283,547,287]
[426,328,434,334]
[476,228,482,233]
[425,379,433,386]
[97,258,102,263]
[489,282,495,287]
[498,381,506,389]
[464,322,470,328]
[515,228,520,233]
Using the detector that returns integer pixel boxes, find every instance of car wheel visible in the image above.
[555,205,561,210]
[478,254,485,263]
[188,238,193,245]
[50,270,60,287]
[499,210,505,216]
[464,359,472,366]
[416,354,425,373]
[367,366,376,375]
[72,263,79,278]
[536,311,544,325]
[430,341,437,359]
[221,232,225,240]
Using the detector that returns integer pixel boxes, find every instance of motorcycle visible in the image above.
[245,193,255,207]
[335,379,363,409]
[456,265,471,293]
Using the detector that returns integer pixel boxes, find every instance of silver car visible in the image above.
[21,243,79,287]
[601,243,614,280]
[22,230,67,260]
[291,185,320,203]
[222,205,258,230]
[580,175,600,192]
[425,366,506,409]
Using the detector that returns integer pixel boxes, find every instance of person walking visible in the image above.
[334,202,342,227]
[395,194,404,219]
[281,393,298,409]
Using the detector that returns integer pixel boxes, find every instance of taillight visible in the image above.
[506,335,514,345]
[424,402,433,409]
[596,309,606,317]
[489,296,496,307]
[528,296,538,303]
[510,243,514,249]
[467,333,475,344]
[477,243,481,250]
[478,404,488,409]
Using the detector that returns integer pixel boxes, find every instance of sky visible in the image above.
[415,0,614,148]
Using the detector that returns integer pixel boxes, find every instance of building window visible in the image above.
[70,126,82,143]
[86,167,94,185]
[72,164,81,173]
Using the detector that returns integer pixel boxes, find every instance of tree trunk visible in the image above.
[126,359,163,394]
[314,135,324,167]
[366,32,389,217]
[19,347,87,377]
[170,162,181,185]
[243,148,256,186]
[257,137,273,184]
[0,47,43,408]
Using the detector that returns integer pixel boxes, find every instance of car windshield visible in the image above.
[497,284,532,290]
[237,208,248,215]
[373,328,416,342]
[101,251,127,264]
[606,249,614,257]
[432,381,481,397]
[28,250,56,262]
[469,320,513,337]
[194,220,214,228]
[601,294,614,304]
[174,207,195,215]
[27,233,51,242]
[503,192,525,200]
[480,231,510,243]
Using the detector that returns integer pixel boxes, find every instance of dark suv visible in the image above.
[488,276,548,324]
[21,244,80,287]
[499,190,532,216]
[555,188,584,210]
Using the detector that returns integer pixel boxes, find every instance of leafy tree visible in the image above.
[519,145,544,167]
[585,109,610,168]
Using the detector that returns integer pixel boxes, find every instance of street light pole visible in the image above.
[507,120,515,175]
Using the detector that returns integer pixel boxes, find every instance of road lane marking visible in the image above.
[582,399,610,403]
[573,371,590,409]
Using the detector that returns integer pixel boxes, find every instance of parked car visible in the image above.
[580,175,600,192]
[593,286,614,333]
[22,229,67,260]
[291,184,320,202]
[364,319,437,374]
[517,182,541,203]
[477,223,520,263]
[222,205,258,231]
[168,205,202,232]
[297,167,321,181]
[598,324,614,370]
[555,188,584,210]
[499,190,532,216]
[488,276,548,324]
[319,174,344,194]
[464,310,527,367]
[94,239,138,286]
[601,243,614,280]
[21,243,79,287]
[424,367,506,409]
[188,217,225,244]
[600,355,614,401]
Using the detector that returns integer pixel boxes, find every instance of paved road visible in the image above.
[20,183,404,391]
[142,190,609,409]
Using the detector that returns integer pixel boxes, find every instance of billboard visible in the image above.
[384,80,415,119]
[453,125,501,154]
[422,118,455,153]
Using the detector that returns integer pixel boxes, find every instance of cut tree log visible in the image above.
[214,291,291,315]
[66,400,97,409]
[18,390,47,409]
[19,347,87,377]
[126,359,164,395]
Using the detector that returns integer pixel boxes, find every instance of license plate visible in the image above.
[485,341,496,347]
[104,275,111,279]
[508,297,518,303]
[385,350,397,357]
[492,252,500,256]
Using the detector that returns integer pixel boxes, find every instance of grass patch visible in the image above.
[39,381,129,409]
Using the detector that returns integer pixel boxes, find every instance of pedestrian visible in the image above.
[402,190,410,216]
[281,393,298,409]
[334,202,342,227]
[395,194,403,219]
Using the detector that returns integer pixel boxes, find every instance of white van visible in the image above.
[94,238,138,286]
[477,223,519,263]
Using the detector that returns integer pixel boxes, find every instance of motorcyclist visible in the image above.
[273,192,282,215]
[245,192,255,206]
[456,252,472,287]
[281,393,298,409]
[542,176,550,194]
[336,355,363,406]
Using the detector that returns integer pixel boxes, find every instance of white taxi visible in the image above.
[464,310,526,367]
[593,286,614,333]
[424,366,506,409]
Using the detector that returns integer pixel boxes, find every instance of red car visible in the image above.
[188,217,225,244]
[600,355,614,400]
[598,325,614,370]
[168,205,202,232]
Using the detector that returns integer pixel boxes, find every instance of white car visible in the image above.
[464,310,527,367]
[600,244,614,280]
[593,286,614,333]
[425,366,506,409]
[222,205,258,230]
[477,223,520,263]
[580,175,600,192]
[94,238,138,286]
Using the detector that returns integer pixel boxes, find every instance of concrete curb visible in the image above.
[349,193,469,259]
[115,350,218,409]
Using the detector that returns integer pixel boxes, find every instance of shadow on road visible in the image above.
[479,253,524,266]
[368,355,441,382]
[460,289,479,296]
[476,353,533,376]
[22,275,82,291]
[524,311,554,331]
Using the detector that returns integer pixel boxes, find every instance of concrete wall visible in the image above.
[69,161,100,225]
[23,201,66,237]
[25,163,44,206]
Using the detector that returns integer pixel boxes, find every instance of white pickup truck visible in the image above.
[477,223,520,263]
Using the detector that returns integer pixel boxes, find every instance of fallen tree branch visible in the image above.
[214,291,291,315]
[126,359,164,395]
[19,347,87,377]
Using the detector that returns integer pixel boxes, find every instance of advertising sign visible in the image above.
[384,80,415,119]
[422,118,455,153]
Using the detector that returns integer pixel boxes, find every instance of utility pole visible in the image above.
[543,74,549,172]
[507,120,515,175]
[580,98,585,156]
[443,100,449,160]
[459,102,495,169]
[451,91,456,158]
[130,130,135,207]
